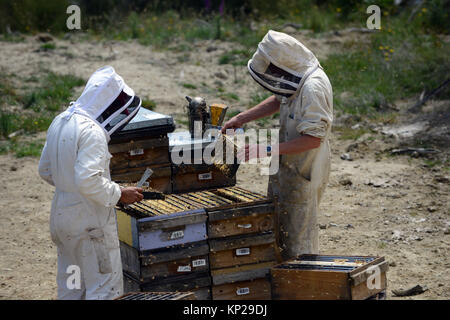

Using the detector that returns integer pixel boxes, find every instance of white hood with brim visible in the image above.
[248,30,320,97]
[63,66,141,140]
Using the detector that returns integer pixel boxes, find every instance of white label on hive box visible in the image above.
[237,223,252,229]
[192,259,206,268]
[236,247,251,256]
[236,287,250,296]
[170,230,184,240]
[177,265,192,272]
[129,148,144,156]
[198,172,212,180]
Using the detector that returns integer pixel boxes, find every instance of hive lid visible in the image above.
[274,254,380,272]
[110,107,175,143]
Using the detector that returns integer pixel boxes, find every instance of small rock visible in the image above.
[344,224,354,229]
[392,284,428,297]
[392,230,403,240]
[444,228,450,235]
[340,153,353,161]
[328,223,339,228]
[427,207,437,213]
[10,166,17,171]
[434,175,449,184]
[282,26,298,34]
[319,224,327,229]
[346,143,359,152]
[206,46,218,52]
[35,33,54,43]
[389,261,397,267]
[339,178,353,186]
[214,72,227,80]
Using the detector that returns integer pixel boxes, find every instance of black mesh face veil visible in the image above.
[248,64,300,97]
[96,90,141,135]
[265,63,302,84]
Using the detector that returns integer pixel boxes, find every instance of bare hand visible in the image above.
[221,115,244,133]
[120,187,144,204]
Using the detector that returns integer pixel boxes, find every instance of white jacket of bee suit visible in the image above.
[248,30,333,259]
[38,66,141,299]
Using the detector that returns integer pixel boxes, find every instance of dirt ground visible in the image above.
[0,31,448,300]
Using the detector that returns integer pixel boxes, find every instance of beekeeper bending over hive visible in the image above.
[38,66,144,299]
[222,30,333,260]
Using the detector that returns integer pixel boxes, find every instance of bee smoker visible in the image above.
[186,96,210,138]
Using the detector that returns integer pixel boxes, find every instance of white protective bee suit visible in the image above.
[248,30,333,259]
[38,66,141,299]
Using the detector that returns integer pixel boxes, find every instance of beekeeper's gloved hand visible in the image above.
[120,187,144,204]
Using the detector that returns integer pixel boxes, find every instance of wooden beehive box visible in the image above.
[120,240,210,282]
[211,262,274,300]
[109,107,174,192]
[123,272,212,300]
[209,232,277,270]
[172,163,236,193]
[109,136,170,170]
[206,187,274,239]
[117,206,207,252]
[271,254,389,300]
[115,291,196,300]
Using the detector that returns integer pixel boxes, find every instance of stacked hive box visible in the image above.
[109,107,175,193]
[117,186,276,300]
[117,193,212,300]
[271,254,389,300]
[110,113,237,193]
[168,131,237,193]
[206,187,278,300]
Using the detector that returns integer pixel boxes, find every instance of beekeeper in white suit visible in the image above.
[222,30,333,260]
[38,66,144,300]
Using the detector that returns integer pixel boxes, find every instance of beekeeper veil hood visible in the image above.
[248,30,320,98]
[64,66,141,139]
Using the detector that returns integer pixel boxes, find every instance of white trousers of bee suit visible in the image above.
[39,113,123,300]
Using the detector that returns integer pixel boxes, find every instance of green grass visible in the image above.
[0,139,44,158]
[0,72,84,157]
[333,126,372,141]
[23,72,85,112]
[181,83,197,90]
[249,91,272,108]
[141,98,156,110]
[218,49,251,66]
[219,92,240,102]
[39,43,56,51]
[323,16,450,118]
